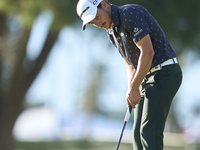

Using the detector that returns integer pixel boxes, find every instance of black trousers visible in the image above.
[132,63,182,150]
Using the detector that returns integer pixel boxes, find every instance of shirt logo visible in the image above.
[133,28,143,37]
[134,28,139,33]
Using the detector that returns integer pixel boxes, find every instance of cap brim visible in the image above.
[82,24,86,30]
[81,8,97,31]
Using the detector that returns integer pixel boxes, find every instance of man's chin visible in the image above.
[100,26,108,30]
[102,27,109,30]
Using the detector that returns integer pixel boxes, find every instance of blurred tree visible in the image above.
[0,0,76,150]
[81,62,105,114]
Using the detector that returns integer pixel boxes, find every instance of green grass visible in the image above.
[14,140,200,150]
[15,140,132,150]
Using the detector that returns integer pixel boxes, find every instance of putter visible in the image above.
[116,105,132,150]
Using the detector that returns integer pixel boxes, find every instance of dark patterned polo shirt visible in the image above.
[107,4,176,69]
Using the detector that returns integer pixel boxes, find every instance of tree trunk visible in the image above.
[0,22,58,150]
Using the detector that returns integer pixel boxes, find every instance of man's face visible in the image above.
[88,7,113,30]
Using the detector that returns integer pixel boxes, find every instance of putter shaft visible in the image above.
[116,122,127,150]
[116,106,132,150]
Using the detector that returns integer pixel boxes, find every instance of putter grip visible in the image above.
[124,106,132,122]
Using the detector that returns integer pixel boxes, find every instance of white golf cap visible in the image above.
[76,0,102,30]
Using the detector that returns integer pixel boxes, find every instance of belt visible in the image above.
[147,57,178,75]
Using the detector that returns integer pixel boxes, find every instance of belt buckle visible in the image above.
[155,64,162,71]
[147,64,162,75]
[151,64,161,73]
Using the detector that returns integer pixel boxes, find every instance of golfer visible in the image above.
[76,0,182,149]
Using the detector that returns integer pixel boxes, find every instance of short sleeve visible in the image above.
[120,7,151,43]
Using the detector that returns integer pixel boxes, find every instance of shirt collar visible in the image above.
[111,4,120,27]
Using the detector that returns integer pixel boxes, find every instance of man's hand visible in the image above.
[126,87,141,108]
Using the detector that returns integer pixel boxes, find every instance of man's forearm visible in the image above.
[128,66,136,86]
[129,34,155,90]
[124,58,136,86]
[129,52,153,90]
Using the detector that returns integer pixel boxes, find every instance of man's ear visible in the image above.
[101,1,109,9]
